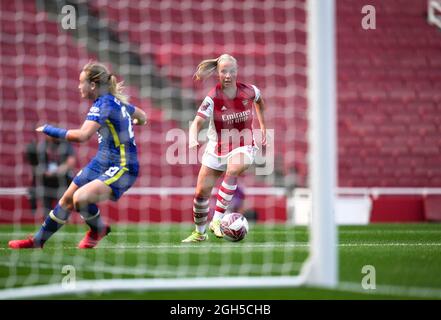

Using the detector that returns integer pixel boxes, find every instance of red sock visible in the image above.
[214,175,237,219]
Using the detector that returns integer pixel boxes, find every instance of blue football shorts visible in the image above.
[73,159,138,201]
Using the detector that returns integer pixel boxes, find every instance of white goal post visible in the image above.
[301,0,338,288]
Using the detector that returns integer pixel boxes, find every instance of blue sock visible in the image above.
[33,204,70,246]
[82,204,106,232]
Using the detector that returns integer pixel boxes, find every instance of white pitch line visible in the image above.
[337,230,441,234]
[87,242,310,249]
[1,241,441,251]
[0,242,310,251]
[88,242,441,250]
[1,228,440,238]
[339,242,441,247]
[0,232,153,237]
[0,230,300,238]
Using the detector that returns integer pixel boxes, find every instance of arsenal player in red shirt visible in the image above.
[182,54,267,242]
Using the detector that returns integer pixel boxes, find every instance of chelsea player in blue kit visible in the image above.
[9,62,146,249]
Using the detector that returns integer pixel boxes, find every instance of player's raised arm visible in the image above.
[189,92,214,149]
[65,120,100,142]
[254,95,267,146]
[189,114,206,148]
[36,120,100,143]
[131,106,147,126]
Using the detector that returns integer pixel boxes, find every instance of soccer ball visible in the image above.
[220,212,249,242]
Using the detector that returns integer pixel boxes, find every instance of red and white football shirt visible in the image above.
[197,82,261,156]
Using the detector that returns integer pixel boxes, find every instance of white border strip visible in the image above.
[0,187,286,196]
[0,276,304,300]
[0,188,28,196]
[3,187,441,197]
[294,187,441,197]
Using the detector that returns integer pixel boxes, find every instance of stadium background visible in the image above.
[1,0,441,224]
[1,0,441,300]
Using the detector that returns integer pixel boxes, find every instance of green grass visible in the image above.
[0,223,440,299]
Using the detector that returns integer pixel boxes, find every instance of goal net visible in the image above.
[0,0,337,298]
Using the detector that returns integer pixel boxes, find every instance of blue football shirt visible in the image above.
[86,93,138,170]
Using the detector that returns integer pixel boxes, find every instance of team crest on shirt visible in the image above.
[89,106,100,113]
[87,106,100,118]
[199,101,210,112]
[242,100,249,106]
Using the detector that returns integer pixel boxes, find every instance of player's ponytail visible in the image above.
[108,74,129,105]
[83,61,129,105]
[193,54,237,81]
[193,58,218,81]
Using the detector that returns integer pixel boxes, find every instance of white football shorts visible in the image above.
[201,145,258,172]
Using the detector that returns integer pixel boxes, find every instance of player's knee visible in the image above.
[226,168,242,177]
[72,191,88,211]
[226,163,250,177]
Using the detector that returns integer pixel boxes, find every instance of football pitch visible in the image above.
[0,223,440,300]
